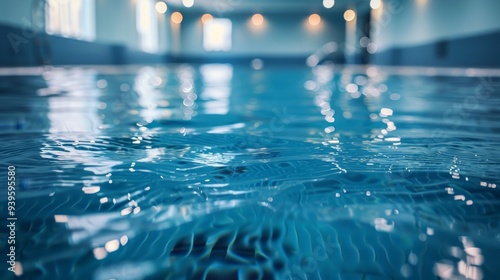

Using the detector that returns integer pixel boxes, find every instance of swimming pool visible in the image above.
[1,64,499,279]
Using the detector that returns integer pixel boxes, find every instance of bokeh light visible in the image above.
[344,9,356,21]
[251,14,264,26]
[171,12,183,24]
[201,13,213,24]
[155,2,167,14]
[323,0,335,9]
[370,0,382,9]
[182,0,194,8]
[251,58,264,70]
[367,43,378,53]
[308,14,321,26]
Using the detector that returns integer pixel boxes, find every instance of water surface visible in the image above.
[1,64,500,279]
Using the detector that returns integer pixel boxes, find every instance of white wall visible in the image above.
[0,0,32,27]
[373,0,500,51]
[175,12,345,58]
[96,0,169,53]
[95,0,138,50]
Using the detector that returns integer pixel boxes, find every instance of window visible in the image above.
[136,0,159,53]
[203,19,232,51]
[45,0,95,41]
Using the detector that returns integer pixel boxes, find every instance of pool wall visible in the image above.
[370,0,500,68]
[0,23,166,67]
[371,30,500,68]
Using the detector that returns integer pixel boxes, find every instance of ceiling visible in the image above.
[163,0,371,14]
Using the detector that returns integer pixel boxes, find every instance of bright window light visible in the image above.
[137,0,159,53]
[45,0,95,41]
[203,18,232,51]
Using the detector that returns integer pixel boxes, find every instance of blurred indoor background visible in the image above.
[0,0,499,68]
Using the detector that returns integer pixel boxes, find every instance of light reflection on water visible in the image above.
[0,64,500,279]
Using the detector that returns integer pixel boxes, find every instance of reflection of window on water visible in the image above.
[45,0,95,41]
[203,19,232,51]
[136,0,159,53]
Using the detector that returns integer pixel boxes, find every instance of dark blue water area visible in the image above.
[0,64,500,279]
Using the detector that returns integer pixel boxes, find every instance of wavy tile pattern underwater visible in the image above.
[1,64,500,280]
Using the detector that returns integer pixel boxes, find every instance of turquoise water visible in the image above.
[1,64,500,279]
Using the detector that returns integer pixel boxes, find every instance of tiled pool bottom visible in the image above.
[1,64,500,279]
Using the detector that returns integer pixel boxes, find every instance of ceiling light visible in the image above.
[323,0,335,9]
[252,14,264,26]
[344,9,356,22]
[370,0,382,9]
[182,0,194,8]
[308,14,321,26]
[171,12,183,24]
[155,2,167,14]
[201,14,213,24]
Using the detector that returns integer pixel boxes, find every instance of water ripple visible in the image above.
[1,65,499,279]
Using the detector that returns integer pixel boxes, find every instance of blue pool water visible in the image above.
[1,64,500,280]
